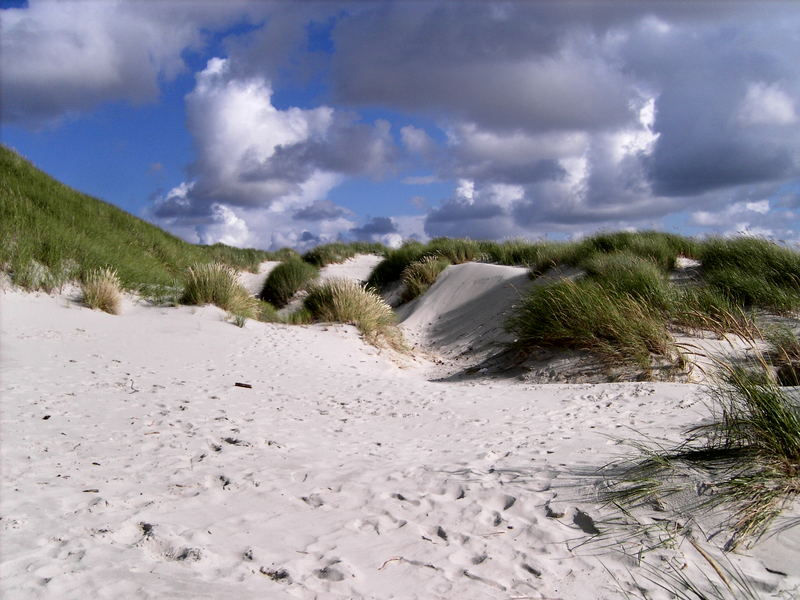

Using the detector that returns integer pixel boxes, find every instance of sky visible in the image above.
[2,0,800,250]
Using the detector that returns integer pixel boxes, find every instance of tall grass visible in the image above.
[366,241,429,291]
[81,267,122,314]
[602,358,800,550]
[401,255,451,301]
[583,252,673,311]
[700,237,800,312]
[259,259,319,307]
[581,231,698,272]
[304,278,403,348]
[302,241,385,267]
[181,263,256,318]
[507,279,673,370]
[0,145,275,291]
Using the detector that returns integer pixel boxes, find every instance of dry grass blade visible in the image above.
[181,262,256,319]
[304,278,405,349]
[81,267,122,314]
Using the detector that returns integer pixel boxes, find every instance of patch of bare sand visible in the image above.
[1,284,797,599]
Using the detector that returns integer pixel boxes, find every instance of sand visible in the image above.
[2,261,798,599]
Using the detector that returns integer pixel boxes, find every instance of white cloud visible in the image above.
[198,204,251,247]
[0,0,251,125]
[691,199,771,226]
[739,82,797,126]
[400,125,435,154]
[150,57,398,249]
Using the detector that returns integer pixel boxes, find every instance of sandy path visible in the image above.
[1,289,797,599]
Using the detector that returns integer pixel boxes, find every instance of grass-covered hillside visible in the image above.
[0,145,277,291]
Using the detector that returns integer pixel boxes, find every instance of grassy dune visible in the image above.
[0,145,277,292]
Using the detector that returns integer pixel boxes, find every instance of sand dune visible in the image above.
[1,283,798,599]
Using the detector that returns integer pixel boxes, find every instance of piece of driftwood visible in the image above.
[234,382,253,389]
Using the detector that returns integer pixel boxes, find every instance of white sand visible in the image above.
[319,254,384,284]
[237,262,281,296]
[2,283,798,599]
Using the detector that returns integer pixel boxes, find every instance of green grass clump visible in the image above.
[507,279,672,369]
[81,267,122,314]
[0,145,274,291]
[700,237,800,313]
[366,241,429,291]
[304,278,403,348]
[603,359,800,550]
[401,255,451,301]
[367,239,484,292]
[580,231,697,272]
[259,259,319,307]
[302,241,386,267]
[583,251,674,311]
[181,263,256,318]
[426,237,484,264]
[672,286,755,337]
[255,300,281,323]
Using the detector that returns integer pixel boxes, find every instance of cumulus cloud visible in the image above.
[9,1,800,246]
[0,0,254,126]
[330,3,638,134]
[400,125,436,155]
[689,198,799,242]
[150,57,397,248]
[738,82,797,126]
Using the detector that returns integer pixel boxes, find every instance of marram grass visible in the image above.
[601,357,800,551]
[259,259,318,308]
[304,278,404,349]
[181,263,256,319]
[401,255,451,301]
[81,267,122,314]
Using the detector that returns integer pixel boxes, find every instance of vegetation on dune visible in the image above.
[81,267,122,314]
[304,278,403,348]
[401,255,451,301]
[602,357,800,552]
[507,279,673,370]
[582,251,674,312]
[302,241,386,267]
[366,241,429,291]
[259,258,319,307]
[700,237,800,313]
[0,145,277,291]
[181,262,257,319]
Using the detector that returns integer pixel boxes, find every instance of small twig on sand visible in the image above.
[378,556,403,570]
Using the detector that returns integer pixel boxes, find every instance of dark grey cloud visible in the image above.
[453,158,566,186]
[330,3,637,134]
[350,216,398,239]
[427,199,505,224]
[240,116,395,185]
[0,1,255,126]
[292,200,352,221]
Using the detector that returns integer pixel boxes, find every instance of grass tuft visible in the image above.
[304,278,403,348]
[583,251,673,311]
[259,259,319,307]
[401,255,451,301]
[181,263,256,318]
[81,267,122,314]
[700,237,800,313]
[507,278,673,369]
[302,242,385,267]
[602,357,800,550]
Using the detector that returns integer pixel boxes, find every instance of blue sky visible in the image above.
[2,1,800,250]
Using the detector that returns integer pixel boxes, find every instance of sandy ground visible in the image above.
[2,264,799,599]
